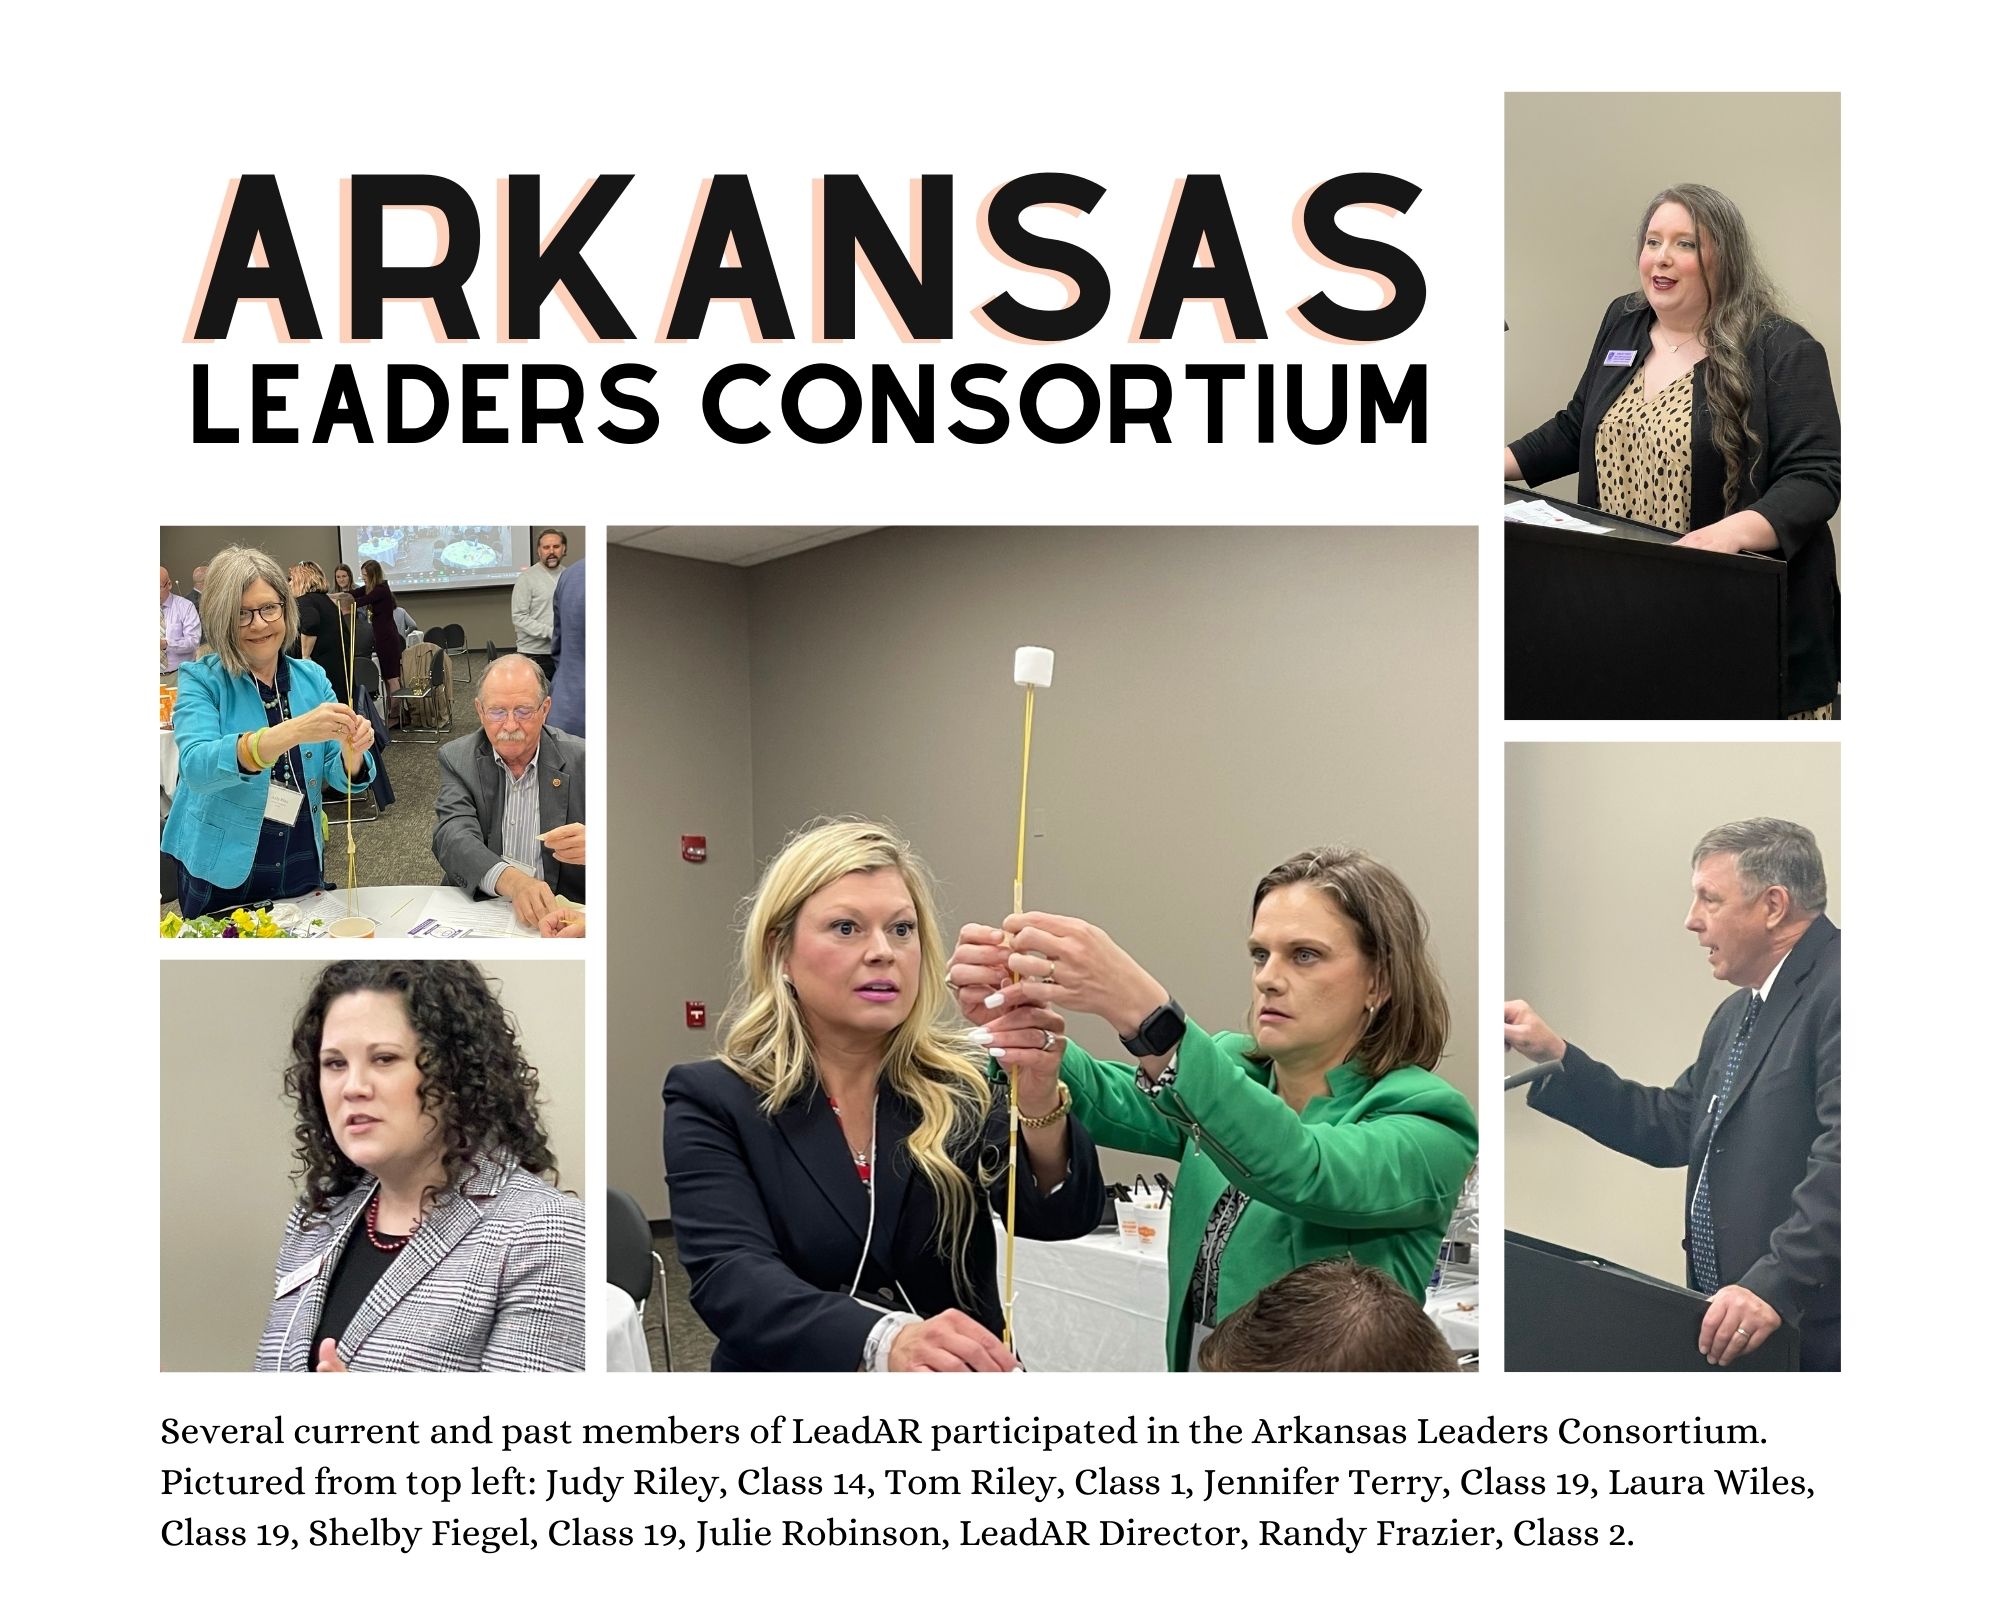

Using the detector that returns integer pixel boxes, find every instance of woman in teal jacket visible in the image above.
[952,847,1475,1371]
[162,545,375,917]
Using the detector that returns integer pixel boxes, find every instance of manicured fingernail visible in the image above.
[990,1048,1008,1061]
[984,990,1006,1009]
[969,1027,994,1046]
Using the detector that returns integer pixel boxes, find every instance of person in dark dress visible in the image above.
[357,558,405,716]
[288,561,349,707]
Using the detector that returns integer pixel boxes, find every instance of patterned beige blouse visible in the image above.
[1593,368,1695,534]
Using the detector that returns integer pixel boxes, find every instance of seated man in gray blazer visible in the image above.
[433,654,586,928]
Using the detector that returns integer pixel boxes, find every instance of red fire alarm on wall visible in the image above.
[686,1002,707,1028]
[681,835,707,863]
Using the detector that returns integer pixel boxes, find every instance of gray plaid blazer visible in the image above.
[255,1154,584,1372]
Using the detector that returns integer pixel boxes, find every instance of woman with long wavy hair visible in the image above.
[663,818,1102,1371]
[255,960,584,1372]
[1506,183,1841,717]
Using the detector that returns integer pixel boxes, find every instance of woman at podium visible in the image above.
[951,847,1477,1371]
[1504,184,1840,717]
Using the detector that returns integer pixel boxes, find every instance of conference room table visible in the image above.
[605,1283,651,1373]
[1000,1221,1478,1372]
[262,883,551,938]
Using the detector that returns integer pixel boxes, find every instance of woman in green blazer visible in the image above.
[952,847,1475,1371]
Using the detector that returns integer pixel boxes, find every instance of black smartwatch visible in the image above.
[1120,997,1186,1059]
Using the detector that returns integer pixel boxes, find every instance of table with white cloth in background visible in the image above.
[997,1220,1478,1372]
[605,1282,650,1372]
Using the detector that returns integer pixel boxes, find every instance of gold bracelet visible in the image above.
[1018,1080,1072,1130]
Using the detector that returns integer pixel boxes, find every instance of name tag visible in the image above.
[263,781,304,827]
[1603,349,1638,367]
[276,1252,327,1299]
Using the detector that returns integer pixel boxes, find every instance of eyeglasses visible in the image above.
[477,702,547,724]
[236,603,285,626]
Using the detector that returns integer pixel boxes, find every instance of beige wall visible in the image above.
[160,959,585,1372]
[160,526,582,653]
[605,551,755,1218]
[1505,742,1840,1282]
[609,527,1478,1212]
[1505,92,1840,552]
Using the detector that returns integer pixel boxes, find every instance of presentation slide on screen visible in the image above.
[12,2,1980,1593]
[339,525,533,590]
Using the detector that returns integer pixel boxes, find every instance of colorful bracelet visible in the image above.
[248,728,269,770]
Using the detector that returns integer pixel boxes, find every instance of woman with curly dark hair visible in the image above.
[255,960,583,1372]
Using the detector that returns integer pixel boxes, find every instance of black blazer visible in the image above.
[1529,914,1840,1368]
[662,1057,1104,1371]
[1510,296,1841,712]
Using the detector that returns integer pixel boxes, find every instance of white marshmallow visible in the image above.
[1013,646,1055,688]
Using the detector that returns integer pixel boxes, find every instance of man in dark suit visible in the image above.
[1505,818,1840,1369]
[433,654,586,928]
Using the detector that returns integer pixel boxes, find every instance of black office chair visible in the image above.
[606,1188,672,1372]
[442,622,471,685]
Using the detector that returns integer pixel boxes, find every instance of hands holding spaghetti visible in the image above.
[951,913,1170,1045]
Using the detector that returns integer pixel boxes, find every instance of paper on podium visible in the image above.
[1504,497,1613,534]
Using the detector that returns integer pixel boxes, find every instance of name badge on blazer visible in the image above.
[275,1252,328,1299]
[1603,349,1638,367]
[264,783,305,827]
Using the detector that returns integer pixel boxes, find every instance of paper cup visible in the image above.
[327,915,377,939]
[1115,1199,1169,1257]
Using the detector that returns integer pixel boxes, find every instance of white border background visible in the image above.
[7,0,1982,1586]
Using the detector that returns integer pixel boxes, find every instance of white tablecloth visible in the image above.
[160,728,179,815]
[998,1220,1479,1372]
[1004,1223,1167,1373]
[605,1282,651,1372]
[270,884,545,939]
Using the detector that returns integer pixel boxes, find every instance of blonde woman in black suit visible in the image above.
[663,819,1102,1371]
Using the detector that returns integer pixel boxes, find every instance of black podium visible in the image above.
[1505,488,1788,719]
[1505,1231,1798,1372]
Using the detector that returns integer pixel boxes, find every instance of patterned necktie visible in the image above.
[1689,993,1764,1293]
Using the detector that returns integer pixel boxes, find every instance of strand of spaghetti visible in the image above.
[1002,682,1035,1353]
[344,601,358,920]
[1013,685,1035,916]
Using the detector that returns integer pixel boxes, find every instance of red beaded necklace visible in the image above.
[364,1191,410,1252]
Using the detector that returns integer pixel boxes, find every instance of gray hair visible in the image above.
[199,545,298,677]
[475,652,550,702]
[1692,818,1827,916]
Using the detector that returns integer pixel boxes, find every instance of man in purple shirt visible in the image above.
[160,566,202,671]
